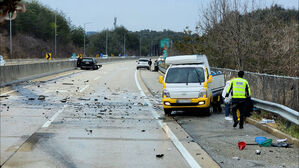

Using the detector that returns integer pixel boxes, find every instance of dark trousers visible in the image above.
[232,99,247,127]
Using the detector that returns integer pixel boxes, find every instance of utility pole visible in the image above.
[54,13,57,57]
[150,40,153,56]
[9,12,12,57]
[83,24,86,56]
[83,22,93,56]
[123,34,126,56]
[105,29,108,55]
[139,33,141,56]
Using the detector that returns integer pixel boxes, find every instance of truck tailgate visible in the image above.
[211,74,225,95]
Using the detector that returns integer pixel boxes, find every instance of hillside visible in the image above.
[175,4,299,77]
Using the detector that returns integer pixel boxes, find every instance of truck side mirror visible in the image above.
[159,76,164,84]
[208,75,212,83]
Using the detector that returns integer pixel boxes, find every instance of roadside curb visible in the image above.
[137,70,220,168]
[246,118,299,147]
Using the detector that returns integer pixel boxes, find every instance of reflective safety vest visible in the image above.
[226,77,251,99]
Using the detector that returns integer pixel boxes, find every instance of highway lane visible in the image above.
[0,60,211,168]
[139,70,299,168]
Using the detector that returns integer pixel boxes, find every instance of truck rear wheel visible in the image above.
[164,109,172,115]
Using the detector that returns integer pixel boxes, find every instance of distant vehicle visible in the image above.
[158,56,164,62]
[159,55,224,115]
[102,55,108,59]
[80,57,101,70]
[136,58,150,70]
[131,55,136,58]
[0,55,5,66]
[69,55,77,61]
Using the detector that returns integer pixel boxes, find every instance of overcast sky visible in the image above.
[36,0,298,32]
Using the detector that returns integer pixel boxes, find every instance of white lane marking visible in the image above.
[42,105,68,128]
[134,70,201,168]
[0,90,16,96]
[94,76,101,81]
[79,85,89,93]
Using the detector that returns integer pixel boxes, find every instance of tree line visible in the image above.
[0,0,85,58]
[175,0,298,77]
[86,27,184,56]
[0,0,184,59]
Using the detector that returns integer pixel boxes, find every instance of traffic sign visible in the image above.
[160,38,170,49]
[46,53,52,60]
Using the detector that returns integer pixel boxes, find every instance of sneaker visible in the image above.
[239,125,244,129]
[225,117,233,121]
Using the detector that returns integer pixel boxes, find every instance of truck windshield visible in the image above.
[165,67,205,83]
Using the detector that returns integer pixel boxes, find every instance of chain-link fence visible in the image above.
[212,68,299,111]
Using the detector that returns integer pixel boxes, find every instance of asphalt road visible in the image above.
[1,60,197,168]
[139,69,299,168]
[1,60,298,168]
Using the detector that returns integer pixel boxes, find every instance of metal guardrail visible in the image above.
[158,64,299,125]
[252,98,299,125]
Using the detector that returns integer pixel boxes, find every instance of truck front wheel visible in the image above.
[164,109,172,115]
[202,106,212,116]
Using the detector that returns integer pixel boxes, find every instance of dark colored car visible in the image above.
[80,57,101,70]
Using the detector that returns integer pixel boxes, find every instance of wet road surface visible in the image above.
[0,61,196,168]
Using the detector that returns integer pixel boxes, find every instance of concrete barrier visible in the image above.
[0,61,76,87]
[0,56,158,87]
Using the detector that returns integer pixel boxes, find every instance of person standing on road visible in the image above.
[225,71,251,129]
[148,59,152,71]
[222,77,234,121]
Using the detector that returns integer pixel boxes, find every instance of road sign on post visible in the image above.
[46,53,52,60]
[160,38,170,59]
[160,38,170,49]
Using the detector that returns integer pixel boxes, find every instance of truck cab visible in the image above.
[159,55,224,115]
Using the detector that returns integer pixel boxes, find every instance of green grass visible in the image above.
[250,110,299,139]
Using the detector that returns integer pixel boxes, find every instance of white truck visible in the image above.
[159,55,224,115]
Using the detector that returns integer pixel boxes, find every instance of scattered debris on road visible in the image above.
[271,142,291,148]
[60,98,69,103]
[79,98,90,101]
[255,150,261,155]
[85,129,93,135]
[232,157,240,160]
[260,118,275,124]
[62,83,73,85]
[156,154,164,158]
[38,95,46,101]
